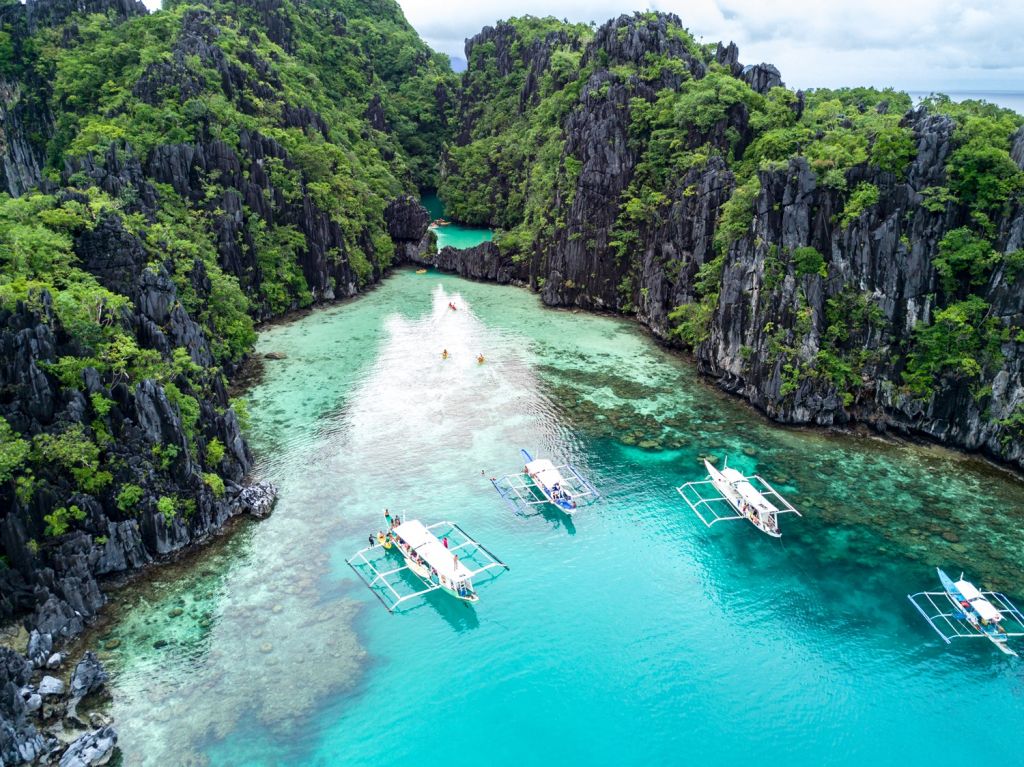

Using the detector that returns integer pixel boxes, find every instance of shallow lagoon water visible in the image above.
[97,270,1024,765]
[421,193,492,250]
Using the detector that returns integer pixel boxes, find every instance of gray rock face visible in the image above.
[0,649,44,765]
[385,195,432,263]
[1012,126,1024,170]
[385,195,431,241]
[59,725,117,767]
[740,63,784,94]
[70,652,108,699]
[0,3,53,197]
[232,482,279,520]
[413,242,526,285]
[26,631,53,669]
[37,676,64,697]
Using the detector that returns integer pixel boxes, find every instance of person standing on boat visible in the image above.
[442,536,448,549]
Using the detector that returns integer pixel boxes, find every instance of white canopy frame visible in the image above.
[346,520,509,613]
[676,474,800,528]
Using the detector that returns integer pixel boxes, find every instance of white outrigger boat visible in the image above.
[676,458,800,537]
[491,449,599,515]
[908,568,1024,656]
[346,519,508,612]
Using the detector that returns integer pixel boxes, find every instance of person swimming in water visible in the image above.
[442,349,449,360]
[477,353,485,364]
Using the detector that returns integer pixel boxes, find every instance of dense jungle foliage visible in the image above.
[0,0,455,539]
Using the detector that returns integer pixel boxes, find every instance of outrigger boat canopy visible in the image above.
[908,568,1024,656]
[677,458,800,538]
[491,449,599,515]
[346,519,508,613]
[393,520,474,583]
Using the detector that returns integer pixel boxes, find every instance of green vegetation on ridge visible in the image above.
[0,0,457,541]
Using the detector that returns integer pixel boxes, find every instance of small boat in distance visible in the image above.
[491,449,599,516]
[347,519,508,612]
[677,457,801,537]
[908,568,1024,656]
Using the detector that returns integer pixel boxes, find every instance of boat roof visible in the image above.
[393,520,473,582]
[711,462,780,512]
[955,579,1002,622]
[526,459,568,490]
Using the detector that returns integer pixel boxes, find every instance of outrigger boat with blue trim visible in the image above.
[677,458,800,537]
[346,519,508,612]
[491,449,599,515]
[908,568,1024,656]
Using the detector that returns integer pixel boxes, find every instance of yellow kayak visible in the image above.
[415,269,427,274]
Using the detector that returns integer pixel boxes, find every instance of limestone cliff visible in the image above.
[438,12,1024,470]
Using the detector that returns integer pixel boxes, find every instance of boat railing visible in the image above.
[907,589,1024,644]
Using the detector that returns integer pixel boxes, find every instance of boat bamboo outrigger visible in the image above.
[346,519,508,613]
[676,458,800,537]
[907,568,1024,656]
[491,449,599,515]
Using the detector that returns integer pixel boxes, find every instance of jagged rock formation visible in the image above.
[410,241,526,285]
[0,648,45,765]
[439,11,1024,470]
[385,195,431,263]
[0,223,277,637]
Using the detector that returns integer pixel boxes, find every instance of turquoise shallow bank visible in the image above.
[96,271,1024,766]
[421,193,492,250]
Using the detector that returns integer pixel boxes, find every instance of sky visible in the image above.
[396,0,1024,96]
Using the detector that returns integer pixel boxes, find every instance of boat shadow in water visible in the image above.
[383,557,483,632]
[417,587,481,632]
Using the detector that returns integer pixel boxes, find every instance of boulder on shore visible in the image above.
[59,726,117,767]
[232,482,279,519]
[70,652,108,699]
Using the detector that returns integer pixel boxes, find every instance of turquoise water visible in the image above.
[421,193,493,250]
[96,271,1024,766]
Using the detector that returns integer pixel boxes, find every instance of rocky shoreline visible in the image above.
[2,636,113,766]
[0,482,277,766]
[402,239,1024,482]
